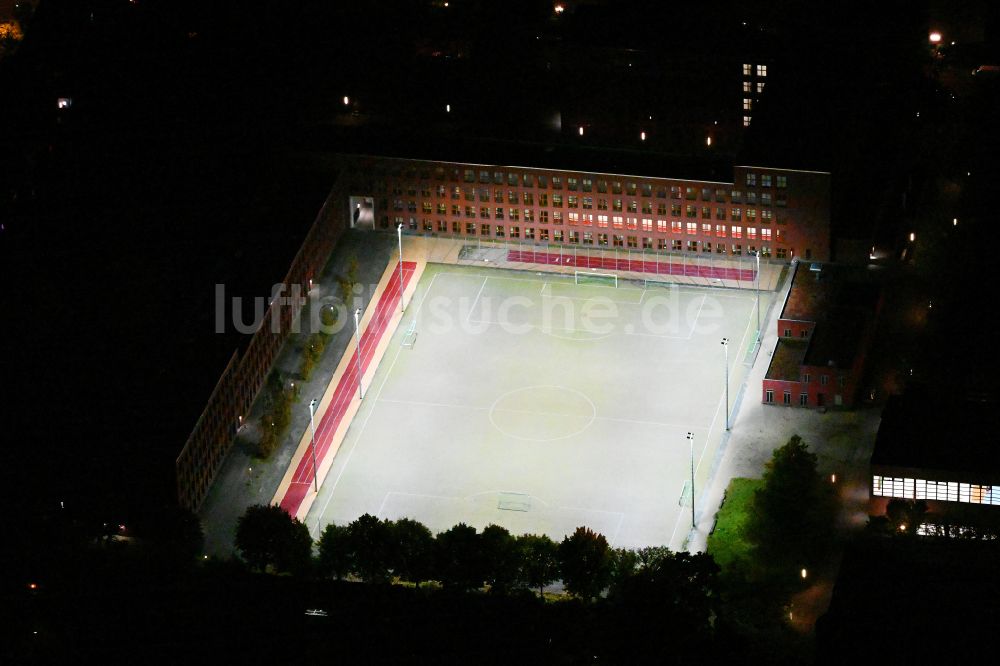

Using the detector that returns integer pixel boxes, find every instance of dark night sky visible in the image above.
[3,0,999,522]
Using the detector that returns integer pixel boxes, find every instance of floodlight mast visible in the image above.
[308,399,320,492]
[722,338,730,431]
[397,223,405,313]
[353,308,364,400]
[687,432,695,529]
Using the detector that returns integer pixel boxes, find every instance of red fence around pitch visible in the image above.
[506,250,756,282]
[278,261,416,517]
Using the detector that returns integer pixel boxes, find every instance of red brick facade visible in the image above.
[343,156,831,262]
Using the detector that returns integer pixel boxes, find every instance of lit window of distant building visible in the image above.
[757,64,767,76]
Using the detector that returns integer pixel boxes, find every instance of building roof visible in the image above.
[871,392,1000,475]
[781,263,880,370]
[765,339,809,381]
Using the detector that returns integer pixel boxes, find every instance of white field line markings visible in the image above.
[686,294,708,339]
[467,277,488,323]
[312,314,411,533]
[376,397,711,431]
[467,317,689,341]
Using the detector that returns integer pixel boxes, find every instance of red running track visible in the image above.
[279,261,416,517]
[505,250,756,282]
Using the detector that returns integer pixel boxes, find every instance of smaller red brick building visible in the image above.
[762,262,881,409]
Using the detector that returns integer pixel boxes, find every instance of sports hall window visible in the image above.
[597,180,608,193]
[761,174,772,187]
[582,178,593,192]
[612,181,622,194]
[552,177,563,189]
[537,175,549,188]
[776,175,788,188]
[685,187,697,200]
[746,172,757,187]
[783,391,791,405]
[672,240,682,251]
[765,390,774,403]
[567,177,578,191]
[508,173,519,186]
[466,223,476,234]
[670,185,681,199]
[800,393,808,406]
[523,174,535,187]
[626,182,637,195]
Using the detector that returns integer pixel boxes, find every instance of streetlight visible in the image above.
[721,338,730,431]
[687,432,695,529]
[754,250,761,342]
[308,399,320,492]
[353,308,364,400]
[397,223,405,313]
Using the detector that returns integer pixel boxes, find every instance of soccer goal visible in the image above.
[401,320,418,348]
[575,271,618,288]
[643,278,677,291]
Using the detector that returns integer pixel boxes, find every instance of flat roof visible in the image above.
[766,339,809,381]
[872,393,1000,475]
[780,264,880,370]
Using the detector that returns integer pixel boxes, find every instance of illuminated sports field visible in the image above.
[306,262,767,549]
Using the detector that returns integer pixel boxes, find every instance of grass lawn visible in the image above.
[707,477,762,571]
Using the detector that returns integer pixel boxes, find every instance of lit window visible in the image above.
[757,64,767,77]
[757,82,765,93]
[743,98,752,111]
[743,81,752,93]
[686,222,698,235]
[776,175,788,188]
[743,115,751,127]
[743,63,752,76]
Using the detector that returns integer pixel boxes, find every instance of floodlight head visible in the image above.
[687,432,694,440]
[310,398,318,407]
[355,308,361,317]
[721,337,729,345]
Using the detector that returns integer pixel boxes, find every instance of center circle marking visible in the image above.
[488,385,597,442]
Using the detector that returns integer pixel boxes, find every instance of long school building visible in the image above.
[342,155,831,263]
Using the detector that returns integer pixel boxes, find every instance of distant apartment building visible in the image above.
[341,155,831,262]
[762,263,881,409]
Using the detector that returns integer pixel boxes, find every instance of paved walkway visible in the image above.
[198,231,396,557]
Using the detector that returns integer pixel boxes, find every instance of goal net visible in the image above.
[574,271,618,288]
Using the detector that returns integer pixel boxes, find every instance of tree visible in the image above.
[235,504,312,574]
[480,524,520,594]
[389,518,434,586]
[885,499,928,536]
[133,505,204,567]
[611,550,721,657]
[607,548,640,598]
[558,527,612,601]
[516,534,559,596]
[317,522,351,580]
[748,435,836,570]
[347,513,393,583]
[434,523,483,591]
